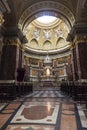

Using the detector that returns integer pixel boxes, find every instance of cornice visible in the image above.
[25,44,71,55]
[1,27,28,44]
[24,50,71,61]
[74,34,87,45]
[67,22,87,42]
[3,36,21,47]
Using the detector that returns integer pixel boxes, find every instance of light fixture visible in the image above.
[46,68,50,76]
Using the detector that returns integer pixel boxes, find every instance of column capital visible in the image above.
[0,13,4,26]
[67,23,87,43]
[74,34,87,46]
[19,44,25,51]
[2,27,28,44]
[3,36,21,47]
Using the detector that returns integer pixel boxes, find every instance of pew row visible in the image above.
[0,80,33,102]
[60,81,87,108]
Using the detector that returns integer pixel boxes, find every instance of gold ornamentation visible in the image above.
[19,44,25,51]
[70,43,75,50]
[74,34,87,46]
[4,37,21,46]
[0,14,4,26]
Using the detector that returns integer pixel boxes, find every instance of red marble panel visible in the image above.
[0,114,11,129]
[60,114,77,130]
[62,103,75,111]
[22,106,54,120]
[60,103,77,130]
[78,43,87,79]
[6,103,20,110]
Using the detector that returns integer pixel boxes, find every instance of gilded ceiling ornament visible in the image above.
[55,27,64,38]
[43,30,51,40]
[32,28,40,40]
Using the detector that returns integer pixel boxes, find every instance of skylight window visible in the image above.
[36,15,57,24]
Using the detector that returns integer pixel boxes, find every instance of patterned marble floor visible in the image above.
[0,89,87,130]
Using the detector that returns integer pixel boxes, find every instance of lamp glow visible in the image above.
[46,68,50,76]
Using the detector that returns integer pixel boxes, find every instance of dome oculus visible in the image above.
[36,15,57,24]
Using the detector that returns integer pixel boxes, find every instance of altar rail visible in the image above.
[0,80,33,102]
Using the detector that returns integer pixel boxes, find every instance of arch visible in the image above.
[56,37,66,48]
[30,39,39,48]
[43,40,52,50]
[18,1,75,31]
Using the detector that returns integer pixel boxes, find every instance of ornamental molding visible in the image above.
[19,1,75,30]
[0,13,4,26]
[74,34,87,45]
[3,37,21,46]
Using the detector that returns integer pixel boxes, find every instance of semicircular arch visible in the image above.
[18,1,75,31]
[30,38,39,49]
[43,40,52,50]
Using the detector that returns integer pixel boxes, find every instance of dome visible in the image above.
[24,15,70,53]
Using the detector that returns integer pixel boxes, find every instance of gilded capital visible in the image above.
[19,44,25,51]
[0,14,4,26]
[70,43,75,50]
[3,37,21,46]
[74,34,87,45]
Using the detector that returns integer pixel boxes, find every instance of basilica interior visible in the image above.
[0,0,87,130]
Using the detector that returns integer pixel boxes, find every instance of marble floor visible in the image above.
[0,88,87,130]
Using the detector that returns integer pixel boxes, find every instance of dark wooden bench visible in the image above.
[0,80,16,102]
[0,80,33,102]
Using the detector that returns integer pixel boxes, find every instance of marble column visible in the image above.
[0,13,4,67]
[0,36,21,80]
[19,44,25,68]
[64,64,68,80]
[73,45,78,80]
[70,45,75,81]
[74,34,87,82]
[24,56,30,81]
[67,23,87,83]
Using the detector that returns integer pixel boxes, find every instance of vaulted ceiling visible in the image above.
[2,0,87,29]
[1,0,87,54]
